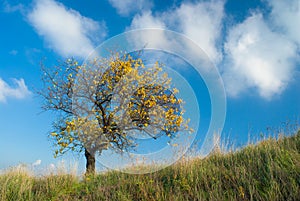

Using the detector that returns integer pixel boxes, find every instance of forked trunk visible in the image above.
[85,148,95,175]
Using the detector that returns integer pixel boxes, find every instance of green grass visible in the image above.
[1,130,299,201]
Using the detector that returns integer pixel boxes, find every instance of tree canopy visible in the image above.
[40,53,191,174]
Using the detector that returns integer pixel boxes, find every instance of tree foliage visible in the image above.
[40,53,191,163]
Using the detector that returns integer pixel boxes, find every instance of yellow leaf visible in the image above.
[50,132,57,137]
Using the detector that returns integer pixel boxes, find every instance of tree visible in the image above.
[40,53,190,174]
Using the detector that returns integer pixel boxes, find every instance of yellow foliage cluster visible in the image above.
[48,53,191,156]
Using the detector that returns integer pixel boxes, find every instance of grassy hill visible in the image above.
[1,130,299,201]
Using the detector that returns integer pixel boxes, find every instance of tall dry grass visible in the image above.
[0,130,299,200]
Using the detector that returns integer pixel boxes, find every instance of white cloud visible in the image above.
[32,159,42,166]
[223,13,298,99]
[163,0,224,63]
[3,1,25,13]
[128,11,170,49]
[128,0,224,64]
[128,0,300,99]
[27,0,106,58]
[130,11,165,29]
[108,0,153,16]
[268,0,300,46]
[0,78,31,103]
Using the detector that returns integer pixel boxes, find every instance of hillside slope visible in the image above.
[1,130,299,201]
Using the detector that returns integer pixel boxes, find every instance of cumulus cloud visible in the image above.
[130,11,165,29]
[268,0,300,46]
[128,11,170,49]
[0,78,31,103]
[223,13,298,99]
[32,159,42,166]
[23,0,300,99]
[128,0,300,99]
[108,0,153,16]
[128,0,224,64]
[27,0,106,58]
[163,0,224,63]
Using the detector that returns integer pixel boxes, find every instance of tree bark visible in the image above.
[85,148,95,175]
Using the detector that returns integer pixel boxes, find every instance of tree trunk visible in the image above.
[85,148,95,175]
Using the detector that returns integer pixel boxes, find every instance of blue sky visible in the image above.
[0,0,299,173]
